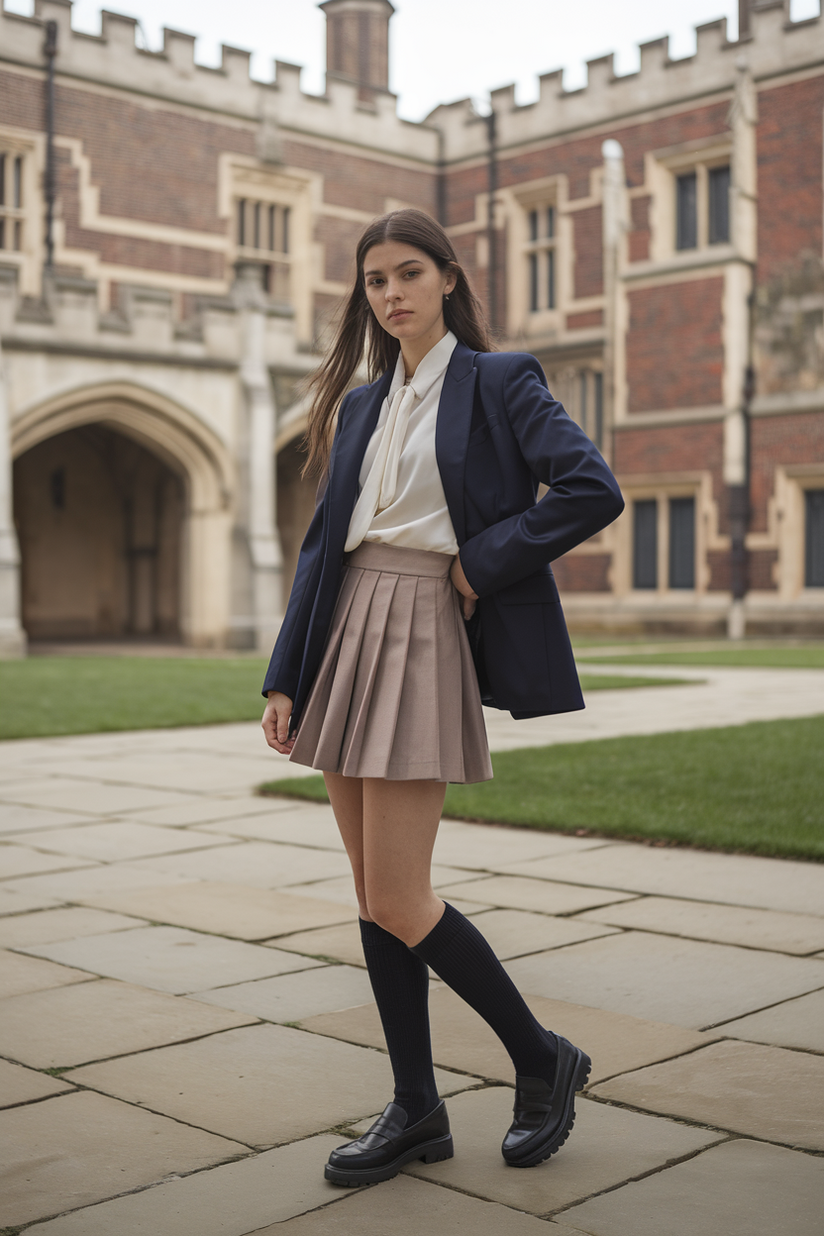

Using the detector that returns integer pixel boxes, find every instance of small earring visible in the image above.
[445,294,450,301]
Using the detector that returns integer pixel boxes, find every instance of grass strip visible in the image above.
[260,715,824,862]
[578,646,824,669]
[0,657,688,741]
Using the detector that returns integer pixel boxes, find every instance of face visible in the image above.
[362,240,456,346]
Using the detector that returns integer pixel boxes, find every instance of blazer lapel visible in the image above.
[327,368,393,526]
[436,341,477,546]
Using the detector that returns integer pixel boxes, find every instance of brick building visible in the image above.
[1,0,822,656]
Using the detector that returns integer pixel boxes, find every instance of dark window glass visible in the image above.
[805,489,824,587]
[268,204,275,251]
[0,154,5,206]
[0,219,5,250]
[669,497,695,589]
[593,371,603,449]
[253,201,261,250]
[282,206,290,254]
[13,156,22,208]
[579,371,588,436]
[708,165,730,244]
[237,198,246,246]
[546,205,555,239]
[13,220,21,251]
[676,172,697,250]
[529,209,538,242]
[633,499,658,589]
[547,248,555,309]
[529,252,538,312]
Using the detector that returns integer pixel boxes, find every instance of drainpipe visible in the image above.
[43,20,58,288]
[486,107,498,334]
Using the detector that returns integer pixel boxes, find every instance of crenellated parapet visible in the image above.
[1,0,437,161]
[427,4,824,162]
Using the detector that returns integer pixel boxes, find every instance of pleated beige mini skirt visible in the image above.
[289,541,493,783]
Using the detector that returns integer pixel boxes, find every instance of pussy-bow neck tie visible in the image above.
[344,378,418,552]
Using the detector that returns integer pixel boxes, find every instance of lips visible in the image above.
[389,310,411,321]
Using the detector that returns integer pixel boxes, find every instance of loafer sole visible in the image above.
[504,1049,591,1168]
[324,1133,454,1186]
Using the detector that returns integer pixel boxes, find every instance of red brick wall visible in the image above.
[553,553,611,592]
[626,278,724,412]
[615,420,725,523]
[757,76,824,283]
[750,412,824,532]
[566,309,603,329]
[573,207,603,298]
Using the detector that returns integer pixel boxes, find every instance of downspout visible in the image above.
[486,107,498,334]
[43,20,58,289]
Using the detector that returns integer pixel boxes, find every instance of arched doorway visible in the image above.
[277,433,317,599]
[14,425,184,641]
[11,382,235,648]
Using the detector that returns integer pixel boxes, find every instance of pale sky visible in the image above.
[6,0,820,120]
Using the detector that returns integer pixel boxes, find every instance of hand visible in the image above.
[450,554,478,621]
[262,691,296,755]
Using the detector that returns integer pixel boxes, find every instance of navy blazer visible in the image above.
[262,341,624,727]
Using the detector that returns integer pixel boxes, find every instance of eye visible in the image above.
[367,277,384,287]
[404,269,420,278]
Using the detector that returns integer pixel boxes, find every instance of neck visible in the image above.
[399,320,448,379]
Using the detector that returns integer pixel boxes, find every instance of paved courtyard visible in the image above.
[1,666,823,1233]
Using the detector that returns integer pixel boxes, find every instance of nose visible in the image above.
[385,278,403,302]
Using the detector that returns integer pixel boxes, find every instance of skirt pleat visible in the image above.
[289,541,493,783]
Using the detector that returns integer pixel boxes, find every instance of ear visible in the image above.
[444,264,458,296]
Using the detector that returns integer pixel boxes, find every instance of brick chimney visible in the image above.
[320,0,394,101]
[739,0,790,39]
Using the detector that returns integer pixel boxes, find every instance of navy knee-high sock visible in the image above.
[359,918,440,1125]
[411,902,557,1084]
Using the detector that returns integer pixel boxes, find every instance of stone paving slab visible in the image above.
[198,806,347,850]
[65,1023,469,1148]
[3,861,193,901]
[24,820,240,862]
[591,1038,824,1150]
[38,754,281,795]
[432,819,609,871]
[576,895,824,955]
[0,885,62,915]
[719,988,824,1052]
[0,842,94,880]
[22,1134,344,1236]
[0,978,259,1069]
[406,1086,723,1213]
[0,1088,245,1227]
[463,908,621,958]
[300,987,716,1087]
[271,921,367,967]
[130,840,354,888]
[0,906,146,948]
[438,874,639,915]
[192,964,376,1023]
[127,795,301,828]
[0,803,91,835]
[0,778,194,816]
[559,1138,824,1236]
[503,843,824,916]
[80,881,355,940]
[20,925,324,994]
[0,947,94,998]
[504,931,824,1028]
[0,1056,75,1106]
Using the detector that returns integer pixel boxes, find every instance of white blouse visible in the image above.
[345,330,459,556]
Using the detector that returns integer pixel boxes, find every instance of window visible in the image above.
[577,369,604,450]
[674,163,730,251]
[668,497,695,589]
[236,197,291,301]
[632,495,697,591]
[633,500,658,590]
[526,204,556,313]
[806,489,824,587]
[0,151,24,253]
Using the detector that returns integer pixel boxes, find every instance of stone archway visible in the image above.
[12,383,234,647]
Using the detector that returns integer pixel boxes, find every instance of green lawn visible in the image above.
[0,657,688,741]
[260,715,824,861]
[577,645,824,669]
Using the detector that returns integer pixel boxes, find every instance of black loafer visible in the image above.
[324,1100,453,1186]
[502,1035,591,1168]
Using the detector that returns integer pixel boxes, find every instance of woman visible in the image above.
[262,208,624,1186]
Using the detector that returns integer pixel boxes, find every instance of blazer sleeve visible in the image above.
[260,392,352,699]
[458,353,624,597]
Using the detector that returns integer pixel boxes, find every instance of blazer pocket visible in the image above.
[496,573,560,605]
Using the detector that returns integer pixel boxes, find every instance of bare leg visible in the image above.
[323,771,369,919]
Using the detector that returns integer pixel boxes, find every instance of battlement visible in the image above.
[0,0,437,162]
[427,2,823,162]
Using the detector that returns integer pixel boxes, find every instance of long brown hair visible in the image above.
[302,208,493,476]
